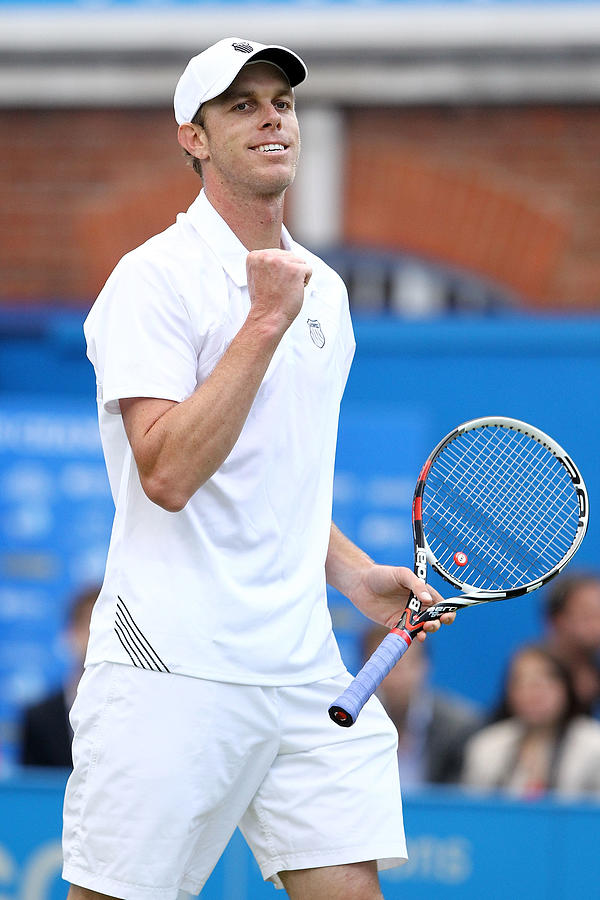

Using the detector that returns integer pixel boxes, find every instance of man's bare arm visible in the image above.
[326,522,456,637]
[121,249,311,512]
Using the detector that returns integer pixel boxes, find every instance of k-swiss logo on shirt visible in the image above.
[307,318,326,348]
[232,41,254,53]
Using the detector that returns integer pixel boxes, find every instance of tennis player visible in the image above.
[62,37,455,900]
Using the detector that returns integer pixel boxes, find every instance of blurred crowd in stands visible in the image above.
[363,571,600,800]
[18,584,98,769]
[8,571,600,802]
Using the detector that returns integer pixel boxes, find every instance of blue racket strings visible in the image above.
[421,426,581,592]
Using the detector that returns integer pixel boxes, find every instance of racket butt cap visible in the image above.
[329,706,355,727]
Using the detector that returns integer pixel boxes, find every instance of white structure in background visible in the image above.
[1,3,599,310]
[391,265,447,319]
[292,106,345,248]
[2,6,600,106]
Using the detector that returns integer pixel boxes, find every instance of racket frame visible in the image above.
[328,415,589,727]
[414,416,589,612]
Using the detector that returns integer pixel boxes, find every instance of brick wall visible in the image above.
[345,106,600,308]
[1,105,598,308]
[1,109,197,304]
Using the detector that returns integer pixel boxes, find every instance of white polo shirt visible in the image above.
[84,190,355,684]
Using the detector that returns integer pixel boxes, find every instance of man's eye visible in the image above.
[235,102,249,111]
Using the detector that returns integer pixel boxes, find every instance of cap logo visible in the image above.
[232,42,254,53]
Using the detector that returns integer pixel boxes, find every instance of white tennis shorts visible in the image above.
[62,662,407,899]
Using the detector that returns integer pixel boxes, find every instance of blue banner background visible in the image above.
[1,313,599,763]
[0,774,598,899]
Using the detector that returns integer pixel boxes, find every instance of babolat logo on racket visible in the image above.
[415,548,427,580]
[232,41,254,53]
[408,596,421,613]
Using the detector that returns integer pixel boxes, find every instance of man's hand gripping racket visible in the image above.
[329,416,589,727]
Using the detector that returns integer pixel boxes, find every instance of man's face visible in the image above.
[198,62,301,199]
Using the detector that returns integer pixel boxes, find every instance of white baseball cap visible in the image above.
[174,37,308,125]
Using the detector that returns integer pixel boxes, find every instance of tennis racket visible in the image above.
[329,416,589,727]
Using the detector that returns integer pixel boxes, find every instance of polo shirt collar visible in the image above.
[186,190,294,288]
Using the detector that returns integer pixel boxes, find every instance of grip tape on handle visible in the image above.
[328,630,411,727]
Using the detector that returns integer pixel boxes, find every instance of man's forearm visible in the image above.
[123,314,285,511]
[325,522,374,600]
[325,522,441,630]
[122,249,311,512]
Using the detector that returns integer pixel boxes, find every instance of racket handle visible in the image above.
[328,631,411,727]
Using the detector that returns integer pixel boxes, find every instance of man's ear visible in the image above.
[177,122,209,162]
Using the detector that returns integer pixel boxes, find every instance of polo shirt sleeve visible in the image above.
[85,251,199,415]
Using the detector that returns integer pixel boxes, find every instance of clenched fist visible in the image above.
[246,249,312,335]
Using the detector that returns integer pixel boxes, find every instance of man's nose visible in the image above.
[260,108,282,129]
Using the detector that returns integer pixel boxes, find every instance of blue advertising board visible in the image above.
[0,775,599,900]
[0,313,599,762]
[0,396,113,765]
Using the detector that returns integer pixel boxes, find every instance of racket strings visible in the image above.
[429,436,578,587]
[428,444,577,588]
[428,477,543,588]
[422,426,581,591]
[440,428,570,532]
[428,477,540,581]
[478,432,576,552]
[438,429,577,546]
[443,430,576,560]
[429,477,563,589]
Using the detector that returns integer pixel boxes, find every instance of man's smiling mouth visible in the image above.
[250,143,287,152]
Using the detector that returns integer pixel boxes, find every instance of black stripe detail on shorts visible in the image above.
[114,596,170,673]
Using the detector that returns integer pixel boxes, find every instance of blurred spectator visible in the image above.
[363,624,481,786]
[543,572,600,717]
[462,644,600,799]
[19,584,99,768]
